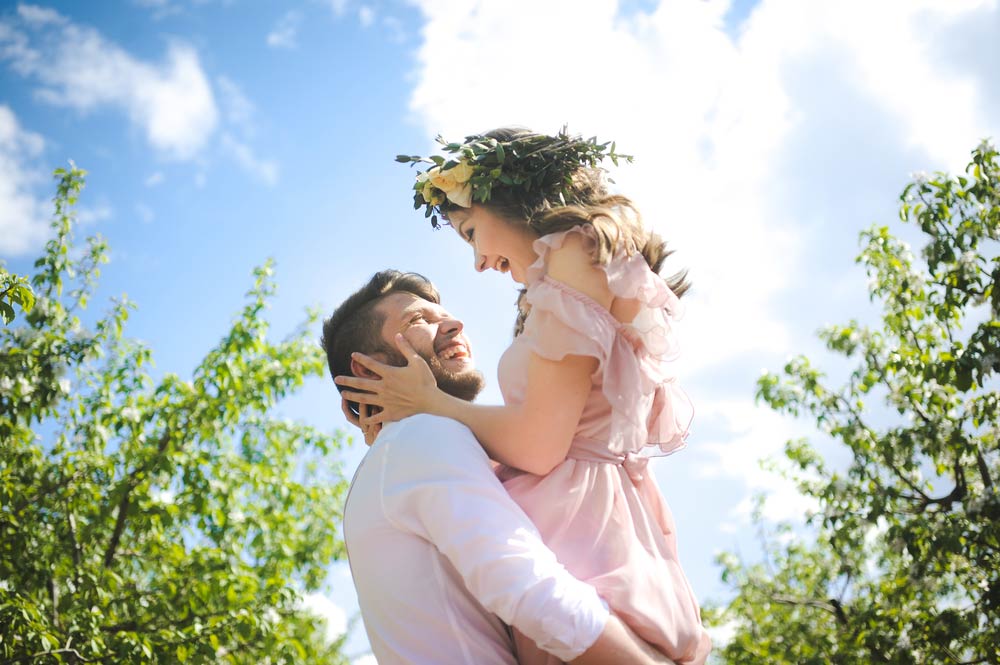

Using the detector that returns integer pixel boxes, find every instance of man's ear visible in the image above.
[350,352,388,379]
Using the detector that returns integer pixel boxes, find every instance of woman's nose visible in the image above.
[474,252,487,272]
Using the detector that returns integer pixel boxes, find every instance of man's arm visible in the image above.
[379,415,668,664]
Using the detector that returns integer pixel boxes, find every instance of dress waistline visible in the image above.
[565,441,650,484]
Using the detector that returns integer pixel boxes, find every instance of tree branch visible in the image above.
[103,429,171,568]
[67,510,81,568]
[771,594,848,625]
[1,648,94,664]
[975,445,994,490]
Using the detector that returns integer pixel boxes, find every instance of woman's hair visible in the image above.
[443,127,690,313]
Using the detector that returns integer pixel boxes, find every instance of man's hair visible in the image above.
[321,270,440,409]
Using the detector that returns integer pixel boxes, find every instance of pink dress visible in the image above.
[496,226,712,665]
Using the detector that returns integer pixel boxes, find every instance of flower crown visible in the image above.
[395,128,632,229]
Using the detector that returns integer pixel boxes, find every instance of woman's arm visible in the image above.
[572,614,676,665]
[431,349,596,474]
[339,337,595,475]
[337,235,623,474]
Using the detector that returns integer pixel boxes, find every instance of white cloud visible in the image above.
[132,0,182,20]
[135,203,155,224]
[17,4,64,26]
[267,11,301,49]
[382,15,406,43]
[407,0,1000,528]
[352,656,377,665]
[216,75,256,136]
[0,5,219,160]
[359,6,375,27]
[689,399,819,525]
[0,104,48,256]
[0,5,279,185]
[299,592,348,644]
[221,133,279,186]
[407,0,999,374]
[144,171,165,187]
[327,0,349,17]
[77,202,113,227]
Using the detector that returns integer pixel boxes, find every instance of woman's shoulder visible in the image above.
[530,226,620,305]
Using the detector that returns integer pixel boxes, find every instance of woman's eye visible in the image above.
[464,228,474,242]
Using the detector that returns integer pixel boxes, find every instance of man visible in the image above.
[322,270,672,664]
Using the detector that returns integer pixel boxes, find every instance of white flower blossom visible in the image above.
[0,376,13,392]
[58,378,71,393]
[121,406,141,422]
[16,376,34,395]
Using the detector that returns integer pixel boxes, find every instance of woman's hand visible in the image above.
[334,334,442,425]
[340,398,382,445]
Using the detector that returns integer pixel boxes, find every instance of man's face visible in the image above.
[373,292,485,401]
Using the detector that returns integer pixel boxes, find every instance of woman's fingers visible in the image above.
[334,375,379,391]
[394,333,422,364]
[361,409,388,426]
[341,390,382,406]
[351,352,391,374]
[360,405,382,445]
[341,397,362,428]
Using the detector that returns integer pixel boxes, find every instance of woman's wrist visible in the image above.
[428,389,464,422]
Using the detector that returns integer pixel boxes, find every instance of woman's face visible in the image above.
[447,206,539,285]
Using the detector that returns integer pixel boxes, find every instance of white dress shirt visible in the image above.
[344,414,609,664]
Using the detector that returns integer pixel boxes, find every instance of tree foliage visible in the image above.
[712,141,1000,664]
[1,167,351,663]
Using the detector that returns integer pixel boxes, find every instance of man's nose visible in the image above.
[441,317,464,335]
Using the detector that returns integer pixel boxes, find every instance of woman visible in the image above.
[336,127,712,664]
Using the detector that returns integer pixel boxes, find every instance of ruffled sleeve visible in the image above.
[521,225,693,455]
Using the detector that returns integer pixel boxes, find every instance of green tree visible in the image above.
[1,166,351,663]
[0,268,35,325]
[711,142,1000,664]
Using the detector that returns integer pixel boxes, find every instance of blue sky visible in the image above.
[3,0,1000,658]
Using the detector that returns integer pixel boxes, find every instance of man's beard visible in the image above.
[383,346,485,402]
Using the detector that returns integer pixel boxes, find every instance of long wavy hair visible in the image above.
[441,127,690,334]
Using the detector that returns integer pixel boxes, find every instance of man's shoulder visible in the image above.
[381,413,476,446]
[377,414,487,469]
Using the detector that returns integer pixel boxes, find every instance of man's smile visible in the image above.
[436,339,470,362]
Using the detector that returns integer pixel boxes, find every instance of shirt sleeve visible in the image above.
[379,415,609,662]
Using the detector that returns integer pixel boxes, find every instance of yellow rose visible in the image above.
[448,160,475,184]
[446,183,473,208]
[429,169,459,194]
